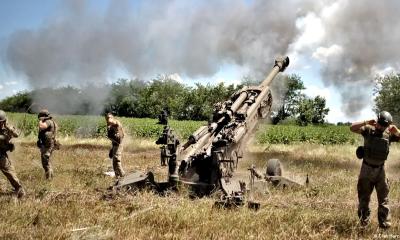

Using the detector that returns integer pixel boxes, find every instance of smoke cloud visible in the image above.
[4,0,400,117]
[5,0,302,86]
[4,0,308,114]
[307,0,400,116]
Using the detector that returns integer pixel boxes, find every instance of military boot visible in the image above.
[45,170,54,180]
[379,222,391,229]
[379,216,391,229]
[116,169,125,178]
[15,187,25,198]
[358,209,371,227]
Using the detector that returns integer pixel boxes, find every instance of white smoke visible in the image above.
[5,0,303,88]
[290,0,400,116]
[3,0,400,116]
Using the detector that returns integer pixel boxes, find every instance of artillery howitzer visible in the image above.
[116,56,304,207]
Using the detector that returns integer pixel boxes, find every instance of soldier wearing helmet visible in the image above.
[350,111,400,228]
[0,110,25,198]
[105,113,125,178]
[37,109,59,180]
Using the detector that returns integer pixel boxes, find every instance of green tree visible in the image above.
[177,82,237,120]
[140,76,187,118]
[374,73,400,123]
[105,77,187,118]
[272,74,305,124]
[296,96,329,126]
[311,96,329,124]
[104,78,146,117]
[0,92,32,112]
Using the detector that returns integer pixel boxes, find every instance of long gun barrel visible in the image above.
[248,56,289,115]
[175,56,289,186]
[230,56,289,115]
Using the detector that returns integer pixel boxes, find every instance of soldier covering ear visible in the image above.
[350,111,400,229]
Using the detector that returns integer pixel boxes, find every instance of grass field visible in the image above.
[6,112,358,145]
[0,133,400,239]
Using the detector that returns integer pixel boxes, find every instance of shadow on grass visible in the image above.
[20,142,157,155]
[19,142,109,150]
[0,191,16,197]
[310,217,377,238]
[245,150,360,171]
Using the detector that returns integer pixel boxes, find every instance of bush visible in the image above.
[257,125,358,145]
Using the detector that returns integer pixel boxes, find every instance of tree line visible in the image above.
[374,73,400,124]
[0,74,332,125]
[0,76,238,121]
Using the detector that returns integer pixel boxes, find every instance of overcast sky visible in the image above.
[1,0,399,123]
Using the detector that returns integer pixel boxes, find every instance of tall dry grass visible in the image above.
[0,137,399,239]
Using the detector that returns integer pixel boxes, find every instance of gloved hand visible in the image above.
[389,125,400,135]
[366,119,376,125]
[7,143,15,152]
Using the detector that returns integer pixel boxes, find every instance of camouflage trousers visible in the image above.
[40,145,54,179]
[110,143,125,178]
[357,162,390,226]
[0,152,22,191]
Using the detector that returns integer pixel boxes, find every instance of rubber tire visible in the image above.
[266,158,282,177]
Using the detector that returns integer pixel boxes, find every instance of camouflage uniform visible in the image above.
[38,118,58,179]
[357,125,399,227]
[107,119,125,177]
[0,123,24,196]
[157,108,169,125]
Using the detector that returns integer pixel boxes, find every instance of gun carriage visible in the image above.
[115,56,303,206]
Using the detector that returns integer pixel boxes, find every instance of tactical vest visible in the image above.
[38,119,56,146]
[363,128,390,165]
[0,127,10,152]
[107,122,124,144]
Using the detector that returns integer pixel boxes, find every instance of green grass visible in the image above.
[257,124,358,145]
[6,112,360,145]
[7,112,205,140]
[0,137,399,239]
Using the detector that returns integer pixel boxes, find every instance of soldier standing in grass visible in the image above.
[0,110,25,198]
[350,111,400,229]
[105,113,125,178]
[37,109,59,180]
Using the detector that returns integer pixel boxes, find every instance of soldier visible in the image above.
[37,109,59,180]
[157,108,169,125]
[0,110,25,198]
[350,111,400,228]
[105,113,125,178]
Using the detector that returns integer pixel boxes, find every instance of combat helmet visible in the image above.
[38,109,50,119]
[0,110,6,122]
[377,111,392,127]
